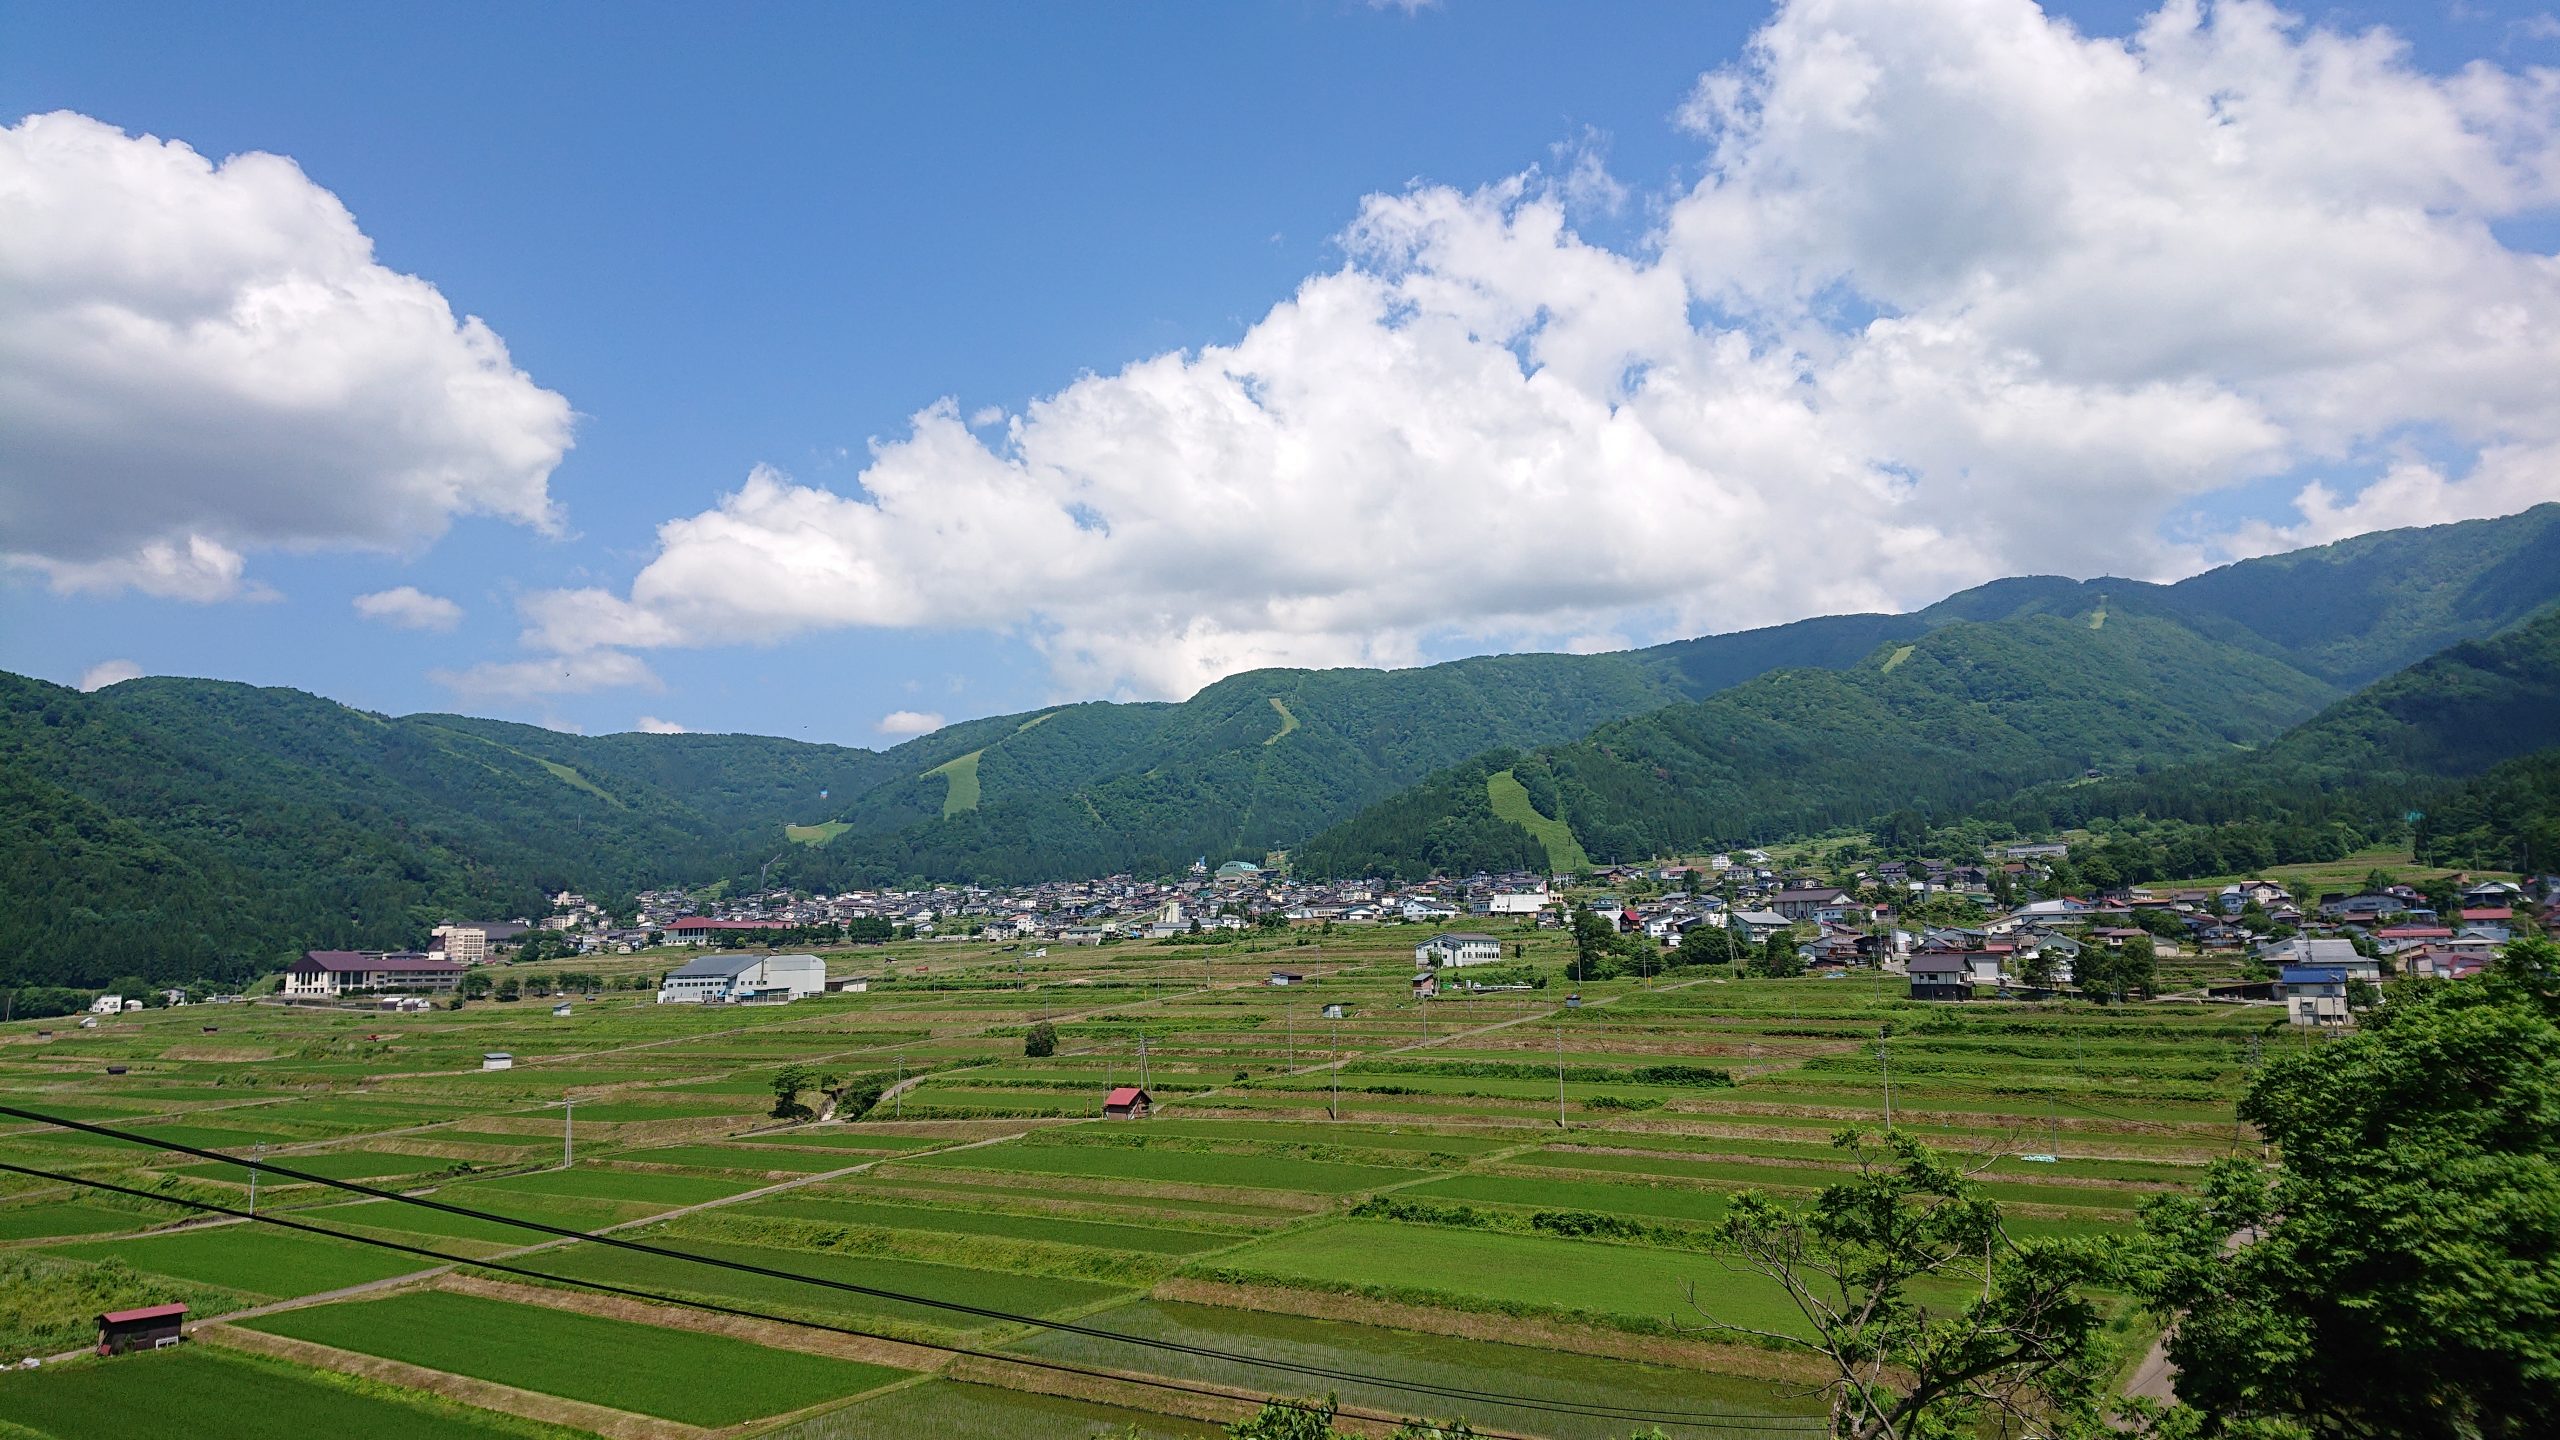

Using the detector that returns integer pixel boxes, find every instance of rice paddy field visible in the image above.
[0,923,2287,1437]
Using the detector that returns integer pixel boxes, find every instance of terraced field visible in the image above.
[0,922,2268,1437]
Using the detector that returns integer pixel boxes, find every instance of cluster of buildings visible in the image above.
[2265,879,2549,1027]
[626,866,1572,949]
[1565,857,2557,1028]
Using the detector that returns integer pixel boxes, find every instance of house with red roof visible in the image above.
[97,1303,185,1354]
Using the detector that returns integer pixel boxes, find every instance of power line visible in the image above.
[0,1159,1555,1440]
[8,1159,1818,1436]
[1,1107,1822,1433]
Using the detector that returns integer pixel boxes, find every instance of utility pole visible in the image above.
[1138,1034,1150,1091]
[1556,1009,1568,1129]
[1287,1007,1294,1075]
[1329,1014,1340,1120]
[562,1098,575,1168]
[1879,1026,1894,1135]
[893,1053,905,1120]
[248,1143,263,1215]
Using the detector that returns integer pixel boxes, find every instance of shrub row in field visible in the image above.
[1795,1051,2233,1084]
[1342,1060,1735,1088]
[1347,1194,1714,1250]
[649,1212,1171,1285]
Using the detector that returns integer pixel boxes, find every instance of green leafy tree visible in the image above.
[1569,906,1617,983]
[769,1062,832,1120]
[1023,1020,1058,1058]
[1690,1131,2113,1440]
[1747,934,1805,978]
[2126,937,2560,1438]
[1674,924,1737,968]
[2080,936,2154,1003]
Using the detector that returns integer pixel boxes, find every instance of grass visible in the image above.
[1486,769,1589,874]
[1204,1219,1809,1336]
[297,1200,569,1249]
[242,1289,905,1425]
[926,750,983,816]
[0,1202,155,1242]
[0,1345,583,1440]
[1013,1299,1823,1440]
[613,1143,856,1174]
[1129,1120,1521,1154]
[48,1226,427,1299]
[449,1167,756,1206]
[1882,643,1917,672]
[513,1235,1130,1332]
[1263,697,1299,745]
[739,1197,1232,1254]
[903,1143,1422,1194]
[1400,1172,1736,1225]
[786,820,854,845]
[780,1378,1218,1439]
[733,1130,946,1152]
[173,1151,461,1185]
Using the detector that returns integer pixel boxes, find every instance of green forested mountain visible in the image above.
[1306,580,2560,884]
[780,505,2560,884]
[8,504,2560,984]
[2414,748,2560,873]
[0,674,890,986]
[1993,601,2560,855]
[1294,609,2343,878]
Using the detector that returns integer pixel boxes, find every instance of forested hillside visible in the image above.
[8,505,2559,984]
[780,505,2560,884]
[1986,601,2560,865]
[0,675,884,987]
[1295,610,2340,878]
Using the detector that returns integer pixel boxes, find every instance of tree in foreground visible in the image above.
[1688,1130,2115,1440]
[2126,936,2560,1438]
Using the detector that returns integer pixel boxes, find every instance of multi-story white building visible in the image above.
[1414,932,1502,968]
[431,925,490,964]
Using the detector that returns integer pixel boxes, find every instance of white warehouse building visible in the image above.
[1415,932,1503,969]
[656,953,826,1005]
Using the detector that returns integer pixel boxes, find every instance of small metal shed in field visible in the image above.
[97,1304,185,1355]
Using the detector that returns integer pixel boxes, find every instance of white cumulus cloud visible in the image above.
[0,111,574,601]
[634,715,690,734]
[76,658,143,692]
[876,710,946,736]
[352,585,464,632]
[498,0,2560,701]
[429,649,660,702]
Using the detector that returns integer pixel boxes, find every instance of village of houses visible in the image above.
[108,842,2556,1035]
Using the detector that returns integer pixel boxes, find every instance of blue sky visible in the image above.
[4,0,2558,746]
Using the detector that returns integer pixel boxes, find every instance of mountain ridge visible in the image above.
[7,503,2559,983]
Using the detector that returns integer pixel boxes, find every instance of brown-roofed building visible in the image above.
[284,951,465,999]
[1102,1086,1152,1119]
[97,1303,185,1354]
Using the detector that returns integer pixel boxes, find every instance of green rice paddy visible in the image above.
[241,1289,906,1425]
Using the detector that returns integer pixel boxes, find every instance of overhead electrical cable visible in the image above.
[0,1107,1825,1434]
